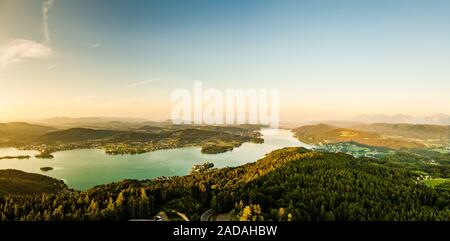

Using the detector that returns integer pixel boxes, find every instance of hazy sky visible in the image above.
[1,0,450,122]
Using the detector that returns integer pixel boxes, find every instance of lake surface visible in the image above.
[0,128,312,190]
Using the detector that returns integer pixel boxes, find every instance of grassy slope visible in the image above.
[423,178,450,187]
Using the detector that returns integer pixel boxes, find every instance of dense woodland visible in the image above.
[2,147,450,221]
[0,169,67,196]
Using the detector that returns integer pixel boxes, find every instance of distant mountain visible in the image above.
[354,114,450,125]
[0,122,56,144]
[42,116,149,123]
[350,123,450,140]
[423,113,450,125]
[354,114,417,124]
[33,117,150,129]
[0,169,68,195]
[297,120,366,128]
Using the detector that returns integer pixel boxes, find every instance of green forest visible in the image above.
[2,147,450,221]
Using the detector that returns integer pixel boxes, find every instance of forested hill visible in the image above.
[2,148,450,221]
[0,122,56,144]
[0,170,68,196]
[293,123,450,149]
[37,128,119,143]
[1,122,263,155]
[293,124,425,149]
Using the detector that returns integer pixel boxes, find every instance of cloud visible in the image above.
[47,64,57,70]
[42,0,55,43]
[90,43,100,48]
[126,78,160,88]
[0,39,52,70]
[0,0,55,71]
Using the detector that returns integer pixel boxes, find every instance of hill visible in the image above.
[0,169,68,195]
[350,123,450,141]
[0,122,56,144]
[293,124,424,149]
[135,125,165,133]
[36,128,119,143]
[27,125,263,155]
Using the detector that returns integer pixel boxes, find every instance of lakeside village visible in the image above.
[314,141,395,158]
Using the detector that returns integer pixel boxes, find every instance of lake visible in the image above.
[0,128,312,190]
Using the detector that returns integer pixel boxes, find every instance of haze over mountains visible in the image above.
[33,117,150,128]
[293,113,450,129]
[11,113,450,130]
[8,117,178,130]
[353,113,450,125]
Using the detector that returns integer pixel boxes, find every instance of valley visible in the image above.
[1,120,450,221]
[2,147,450,221]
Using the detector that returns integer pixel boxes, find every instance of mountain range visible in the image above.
[354,113,450,125]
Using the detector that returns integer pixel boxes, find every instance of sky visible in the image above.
[1,0,450,123]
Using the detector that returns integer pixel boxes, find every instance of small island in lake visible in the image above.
[40,167,54,172]
[201,144,234,154]
[35,151,54,159]
[0,155,31,160]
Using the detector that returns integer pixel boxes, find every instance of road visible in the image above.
[172,209,190,221]
[200,209,215,221]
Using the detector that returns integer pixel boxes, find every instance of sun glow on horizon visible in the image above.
[1,0,450,122]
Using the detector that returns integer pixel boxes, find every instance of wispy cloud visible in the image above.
[0,0,55,71]
[47,64,57,70]
[90,43,100,48]
[42,0,55,44]
[126,78,161,88]
[0,39,52,70]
